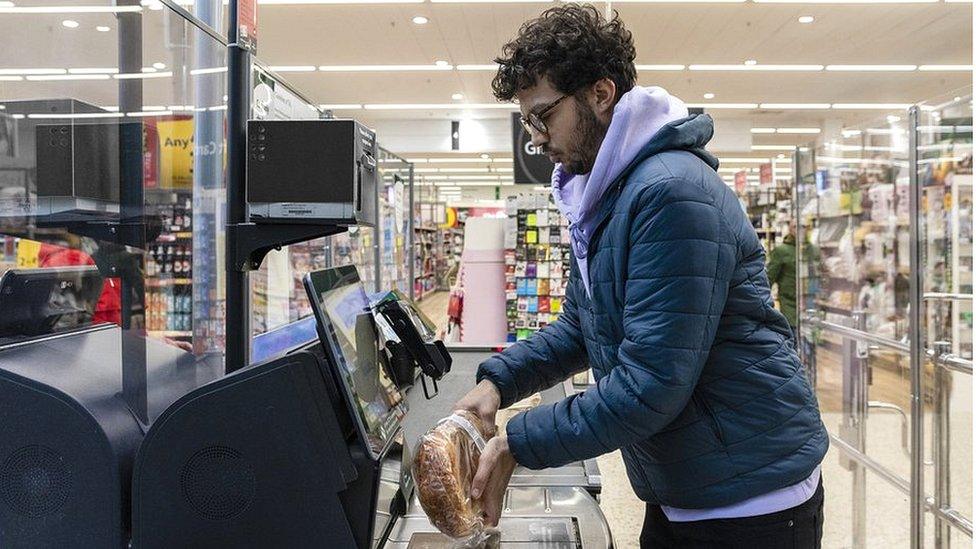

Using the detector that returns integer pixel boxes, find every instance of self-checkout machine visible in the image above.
[123,105,611,547]
[0,93,225,547]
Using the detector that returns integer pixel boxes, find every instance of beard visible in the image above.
[562,97,609,176]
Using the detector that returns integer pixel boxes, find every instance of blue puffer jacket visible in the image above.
[477,114,828,509]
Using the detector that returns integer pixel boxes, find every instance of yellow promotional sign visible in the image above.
[16,238,40,268]
[157,118,194,189]
[439,207,458,229]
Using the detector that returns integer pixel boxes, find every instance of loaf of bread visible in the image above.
[412,410,495,539]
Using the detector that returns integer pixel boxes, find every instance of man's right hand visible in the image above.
[454,379,503,433]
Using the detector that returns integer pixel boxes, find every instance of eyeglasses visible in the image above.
[519,95,568,136]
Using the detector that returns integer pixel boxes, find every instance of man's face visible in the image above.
[516,77,609,176]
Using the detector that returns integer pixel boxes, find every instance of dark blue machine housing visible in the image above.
[131,342,403,548]
[0,326,223,548]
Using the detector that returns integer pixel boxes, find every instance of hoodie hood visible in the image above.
[551,86,716,296]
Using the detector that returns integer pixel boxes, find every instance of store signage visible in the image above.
[157,117,195,190]
[734,171,747,194]
[237,0,257,53]
[759,163,773,187]
[512,113,555,185]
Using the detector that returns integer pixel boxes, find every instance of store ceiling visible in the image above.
[0,0,970,193]
[256,2,972,127]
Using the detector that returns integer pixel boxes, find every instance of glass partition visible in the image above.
[798,89,973,548]
[377,148,412,294]
[0,1,228,362]
[917,92,973,547]
[799,109,915,546]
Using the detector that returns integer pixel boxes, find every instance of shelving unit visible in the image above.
[503,193,572,342]
[798,140,912,342]
[413,226,437,300]
[146,192,194,338]
[919,126,973,358]
[741,185,793,254]
[438,226,464,290]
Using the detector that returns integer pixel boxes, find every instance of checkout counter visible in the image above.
[392,349,610,548]
[0,116,613,548]
[129,265,613,548]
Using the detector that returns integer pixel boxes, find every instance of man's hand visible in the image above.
[470,435,517,527]
[454,380,502,433]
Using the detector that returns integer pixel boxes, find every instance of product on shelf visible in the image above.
[503,193,572,342]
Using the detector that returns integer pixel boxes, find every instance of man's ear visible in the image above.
[589,78,617,118]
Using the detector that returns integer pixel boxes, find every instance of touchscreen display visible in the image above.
[305,266,405,457]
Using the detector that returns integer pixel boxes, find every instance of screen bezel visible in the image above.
[303,265,405,461]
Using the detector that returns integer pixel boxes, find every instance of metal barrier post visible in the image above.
[840,310,869,548]
[933,340,952,548]
[908,105,924,549]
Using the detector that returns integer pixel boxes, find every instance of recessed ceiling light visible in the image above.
[798,15,814,23]
[887,115,902,123]
[96,25,110,31]
[703,93,715,99]
[61,19,79,28]
[153,62,166,70]
[744,59,757,66]
[826,64,917,71]
[480,153,490,159]
[777,154,787,159]
[435,60,449,67]
[451,93,464,101]
[412,15,428,24]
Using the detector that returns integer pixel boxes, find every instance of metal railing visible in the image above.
[803,315,973,545]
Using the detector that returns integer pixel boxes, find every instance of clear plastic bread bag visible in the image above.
[412,410,495,547]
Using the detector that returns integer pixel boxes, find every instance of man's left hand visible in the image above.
[470,435,517,527]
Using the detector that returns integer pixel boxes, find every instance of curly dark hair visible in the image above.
[492,5,637,102]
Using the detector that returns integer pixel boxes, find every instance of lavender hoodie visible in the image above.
[551,86,689,297]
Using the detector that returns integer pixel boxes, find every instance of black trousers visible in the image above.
[639,478,824,548]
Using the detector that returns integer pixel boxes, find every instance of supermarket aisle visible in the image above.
[417,290,451,335]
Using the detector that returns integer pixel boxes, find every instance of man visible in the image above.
[767,222,798,339]
[454,5,829,547]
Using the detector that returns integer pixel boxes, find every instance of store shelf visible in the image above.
[148,330,192,338]
[146,278,193,287]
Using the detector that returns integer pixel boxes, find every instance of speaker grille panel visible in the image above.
[0,445,72,517]
[180,446,255,521]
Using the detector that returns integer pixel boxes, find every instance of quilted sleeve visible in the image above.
[476,273,588,409]
[506,178,738,469]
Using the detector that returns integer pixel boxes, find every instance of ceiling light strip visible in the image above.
[918,65,974,71]
[685,103,758,109]
[689,64,824,71]
[319,64,452,72]
[363,103,514,110]
[0,5,143,12]
[25,74,112,81]
[826,64,918,71]
[114,71,173,80]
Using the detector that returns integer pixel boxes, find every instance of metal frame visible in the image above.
[803,311,975,543]
[797,98,973,548]
[907,105,925,549]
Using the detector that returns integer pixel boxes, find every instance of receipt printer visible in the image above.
[247,119,377,227]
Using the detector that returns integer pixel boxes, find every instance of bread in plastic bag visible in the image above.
[412,410,495,544]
